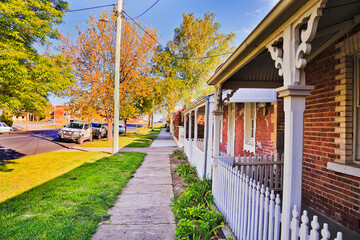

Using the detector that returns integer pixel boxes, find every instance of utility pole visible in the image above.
[113,0,123,154]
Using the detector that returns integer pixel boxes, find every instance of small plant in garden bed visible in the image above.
[172,161,224,239]
[172,148,187,160]
[175,206,224,240]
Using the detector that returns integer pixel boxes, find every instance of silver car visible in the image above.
[0,122,13,134]
[58,122,93,144]
[91,122,107,139]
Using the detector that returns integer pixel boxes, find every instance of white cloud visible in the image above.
[246,9,262,17]
[234,27,253,36]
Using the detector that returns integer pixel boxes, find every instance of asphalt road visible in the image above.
[0,126,142,161]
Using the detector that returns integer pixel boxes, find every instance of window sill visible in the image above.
[327,162,360,178]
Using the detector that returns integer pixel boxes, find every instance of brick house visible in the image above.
[46,106,72,123]
[183,0,360,239]
[183,89,278,178]
[219,99,284,157]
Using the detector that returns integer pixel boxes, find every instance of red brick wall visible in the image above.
[255,104,275,155]
[221,102,279,156]
[277,98,284,134]
[234,103,245,156]
[220,105,228,154]
[303,35,360,233]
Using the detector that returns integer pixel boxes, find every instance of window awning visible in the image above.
[221,88,277,103]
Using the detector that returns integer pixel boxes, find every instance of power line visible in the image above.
[66,4,115,13]
[124,11,233,60]
[133,0,160,20]
[190,52,232,60]
[123,11,165,49]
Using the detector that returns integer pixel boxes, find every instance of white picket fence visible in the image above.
[213,160,343,240]
[213,160,281,240]
[290,206,343,240]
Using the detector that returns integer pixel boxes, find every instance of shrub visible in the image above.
[173,160,223,240]
[176,162,196,177]
[0,111,13,127]
[172,149,187,160]
[172,180,213,220]
[175,205,224,239]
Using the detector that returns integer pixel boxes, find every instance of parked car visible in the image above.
[91,122,107,139]
[119,124,124,134]
[46,120,54,123]
[0,122,13,134]
[58,122,93,144]
[104,123,124,134]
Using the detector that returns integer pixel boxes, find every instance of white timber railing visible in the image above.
[184,138,192,161]
[184,138,205,179]
[192,142,204,178]
[234,154,284,194]
[213,160,343,240]
[196,138,205,152]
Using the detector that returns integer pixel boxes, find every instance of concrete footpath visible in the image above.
[92,128,177,240]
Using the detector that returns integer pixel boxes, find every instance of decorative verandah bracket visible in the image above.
[267,0,327,86]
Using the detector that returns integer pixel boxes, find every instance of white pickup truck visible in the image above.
[58,122,93,144]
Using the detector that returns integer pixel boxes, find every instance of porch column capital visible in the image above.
[212,110,223,116]
[276,85,315,98]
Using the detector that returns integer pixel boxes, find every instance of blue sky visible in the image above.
[49,0,279,106]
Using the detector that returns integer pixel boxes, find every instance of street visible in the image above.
[0,125,142,161]
[0,130,72,161]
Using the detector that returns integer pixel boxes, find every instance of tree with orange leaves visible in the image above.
[60,9,159,139]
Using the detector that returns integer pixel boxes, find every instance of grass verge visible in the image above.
[0,152,110,203]
[0,152,145,240]
[80,124,163,148]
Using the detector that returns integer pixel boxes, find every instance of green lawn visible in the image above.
[0,152,110,203]
[0,152,146,240]
[81,124,163,148]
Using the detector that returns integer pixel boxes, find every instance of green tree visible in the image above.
[153,12,235,110]
[0,0,73,113]
[0,110,13,127]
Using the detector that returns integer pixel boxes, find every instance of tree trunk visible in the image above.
[26,113,29,129]
[147,113,151,127]
[124,119,127,136]
[151,109,154,131]
[107,118,113,141]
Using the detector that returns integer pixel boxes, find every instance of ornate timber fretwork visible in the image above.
[268,42,284,77]
[223,90,236,103]
[267,0,327,87]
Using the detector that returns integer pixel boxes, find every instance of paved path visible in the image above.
[92,128,177,240]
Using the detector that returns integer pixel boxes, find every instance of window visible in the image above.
[354,55,360,162]
[327,53,360,178]
[244,102,256,152]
